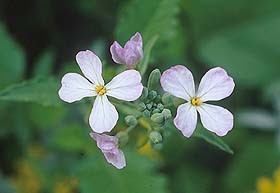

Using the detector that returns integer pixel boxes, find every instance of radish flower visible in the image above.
[90,132,126,169]
[58,50,143,133]
[110,32,143,68]
[161,65,235,137]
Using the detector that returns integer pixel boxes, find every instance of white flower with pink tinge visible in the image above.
[90,132,126,169]
[161,65,235,137]
[58,50,143,133]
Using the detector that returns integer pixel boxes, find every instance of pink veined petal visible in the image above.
[76,50,104,85]
[103,149,126,169]
[122,32,143,67]
[160,65,195,101]
[174,102,198,137]
[124,46,141,67]
[89,133,118,151]
[89,96,118,133]
[106,70,143,101]
[110,41,125,64]
[58,73,96,103]
[197,103,234,136]
[130,32,143,47]
[197,67,235,102]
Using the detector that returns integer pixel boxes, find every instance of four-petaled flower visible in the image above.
[90,132,126,169]
[58,50,143,133]
[161,65,235,137]
[110,32,143,68]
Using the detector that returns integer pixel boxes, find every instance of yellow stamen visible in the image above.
[191,97,202,106]
[95,85,107,96]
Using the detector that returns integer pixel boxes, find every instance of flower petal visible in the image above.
[90,133,118,151]
[76,50,104,85]
[130,32,143,47]
[89,96,118,133]
[110,41,125,64]
[174,102,197,137]
[103,149,126,169]
[197,103,233,136]
[197,67,235,102]
[106,70,143,101]
[58,73,95,103]
[160,65,195,100]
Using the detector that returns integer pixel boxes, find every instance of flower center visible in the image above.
[95,85,107,96]
[191,97,202,106]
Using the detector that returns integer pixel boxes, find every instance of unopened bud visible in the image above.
[146,103,152,110]
[148,90,157,100]
[151,142,163,151]
[151,113,165,125]
[162,109,172,119]
[125,115,138,127]
[149,131,163,144]
[162,93,173,105]
[142,109,151,118]
[140,87,148,100]
[138,102,146,111]
[147,69,161,90]
[157,103,164,111]
[116,131,129,147]
[152,109,161,114]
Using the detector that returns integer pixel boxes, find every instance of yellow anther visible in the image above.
[191,97,202,106]
[95,85,107,96]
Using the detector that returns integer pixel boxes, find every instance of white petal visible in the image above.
[89,96,118,133]
[197,67,235,102]
[197,103,233,136]
[76,50,104,85]
[106,70,143,101]
[160,65,195,101]
[103,149,126,169]
[58,73,95,103]
[174,102,198,137]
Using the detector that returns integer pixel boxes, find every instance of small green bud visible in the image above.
[125,115,138,127]
[149,131,163,144]
[116,131,129,147]
[146,103,152,110]
[151,142,163,151]
[148,90,157,100]
[138,102,146,111]
[142,109,151,118]
[161,93,173,105]
[157,103,164,111]
[151,113,165,125]
[140,87,148,100]
[162,109,172,119]
[147,69,161,90]
[152,109,161,114]
[155,95,162,103]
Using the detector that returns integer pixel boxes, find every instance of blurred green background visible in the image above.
[0,0,280,193]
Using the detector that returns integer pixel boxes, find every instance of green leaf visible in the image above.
[51,124,92,152]
[170,165,214,193]
[137,35,158,76]
[32,50,54,77]
[193,126,234,154]
[0,23,25,89]
[75,152,168,193]
[223,137,280,193]
[0,78,61,106]
[115,0,179,44]
[198,13,280,87]
[184,0,280,41]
